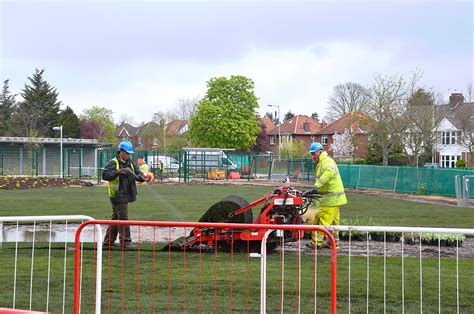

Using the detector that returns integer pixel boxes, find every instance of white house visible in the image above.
[434,93,474,168]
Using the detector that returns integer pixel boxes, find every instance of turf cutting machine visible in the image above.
[167,186,319,252]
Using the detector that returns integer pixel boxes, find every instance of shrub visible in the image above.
[456,159,466,168]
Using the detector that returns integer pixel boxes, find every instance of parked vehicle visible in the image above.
[148,156,180,173]
[184,148,238,170]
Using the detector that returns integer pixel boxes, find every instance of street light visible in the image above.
[53,125,63,178]
[268,104,281,158]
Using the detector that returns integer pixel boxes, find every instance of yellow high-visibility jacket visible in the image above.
[314,151,347,207]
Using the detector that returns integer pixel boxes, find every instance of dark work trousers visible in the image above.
[103,202,132,245]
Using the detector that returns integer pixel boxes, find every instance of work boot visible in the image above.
[121,242,136,250]
[102,242,118,250]
[305,242,322,250]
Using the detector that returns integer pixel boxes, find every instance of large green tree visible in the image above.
[189,75,260,150]
[59,106,81,138]
[0,79,16,136]
[80,106,116,143]
[11,69,62,137]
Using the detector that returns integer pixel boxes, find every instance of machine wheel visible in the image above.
[198,195,253,223]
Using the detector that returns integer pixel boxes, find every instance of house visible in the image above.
[116,120,189,150]
[254,116,275,152]
[266,115,323,153]
[313,112,373,158]
[434,93,474,168]
[116,122,140,147]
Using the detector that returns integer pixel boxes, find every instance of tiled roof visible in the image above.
[137,121,160,136]
[315,112,373,135]
[268,115,321,134]
[117,122,140,137]
[166,120,189,135]
[258,117,275,132]
[436,102,474,130]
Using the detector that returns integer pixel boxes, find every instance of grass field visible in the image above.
[0,184,473,312]
[1,184,473,227]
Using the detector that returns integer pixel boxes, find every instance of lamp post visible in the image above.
[53,125,63,178]
[268,105,281,158]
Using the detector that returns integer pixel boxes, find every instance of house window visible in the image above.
[303,123,310,132]
[153,138,159,146]
[441,155,460,168]
[441,131,461,145]
[311,135,316,141]
[281,135,292,143]
[321,136,328,145]
[138,137,142,145]
[270,136,275,145]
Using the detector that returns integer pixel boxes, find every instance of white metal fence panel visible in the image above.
[0,215,102,313]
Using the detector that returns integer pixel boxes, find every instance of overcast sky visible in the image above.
[1,0,473,124]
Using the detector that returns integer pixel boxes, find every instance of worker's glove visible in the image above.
[137,174,147,182]
[302,187,318,197]
[118,167,134,177]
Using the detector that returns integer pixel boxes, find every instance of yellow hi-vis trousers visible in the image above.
[309,206,340,247]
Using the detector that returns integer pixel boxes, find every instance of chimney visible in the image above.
[449,93,464,107]
[320,120,327,128]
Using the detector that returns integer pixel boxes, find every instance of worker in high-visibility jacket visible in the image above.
[138,158,154,182]
[305,142,347,249]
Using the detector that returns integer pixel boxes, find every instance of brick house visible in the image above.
[267,115,323,153]
[255,116,275,152]
[116,120,189,150]
[313,112,373,158]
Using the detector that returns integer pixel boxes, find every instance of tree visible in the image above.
[0,79,16,136]
[454,103,474,166]
[189,75,261,150]
[400,89,442,166]
[326,82,369,121]
[11,69,62,137]
[251,119,269,152]
[365,72,421,165]
[330,129,355,158]
[280,140,307,158]
[80,119,104,139]
[283,110,295,122]
[118,114,136,126]
[152,110,178,151]
[176,97,199,120]
[59,106,81,138]
[311,112,320,122]
[80,106,115,142]
[466,82,473,102]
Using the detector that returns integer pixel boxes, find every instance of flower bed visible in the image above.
[0,176,87,190]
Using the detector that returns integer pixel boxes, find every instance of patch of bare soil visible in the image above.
[350,188,460,207]
[283,238,474,259]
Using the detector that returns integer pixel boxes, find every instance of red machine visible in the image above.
[168,186,318,252]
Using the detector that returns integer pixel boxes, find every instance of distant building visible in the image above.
[434,93,474,167]
[313,112,373,158]
[266,115,322,153]
[116,120,189,150]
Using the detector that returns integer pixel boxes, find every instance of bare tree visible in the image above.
[400,88,443,166]
[118,113,136,126]
[454,104,474,165]
[466,82,473,102]
[326,82,370,122]
[152,110,179,151]
[176,97,199,120]
[365,72,421,165]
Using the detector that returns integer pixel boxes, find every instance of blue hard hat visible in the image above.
[309,142,324,153]
[118,141,134,154]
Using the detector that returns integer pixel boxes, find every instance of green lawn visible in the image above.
[0,184,473,312]
[1,243,472,313]
[0,184,472,227]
